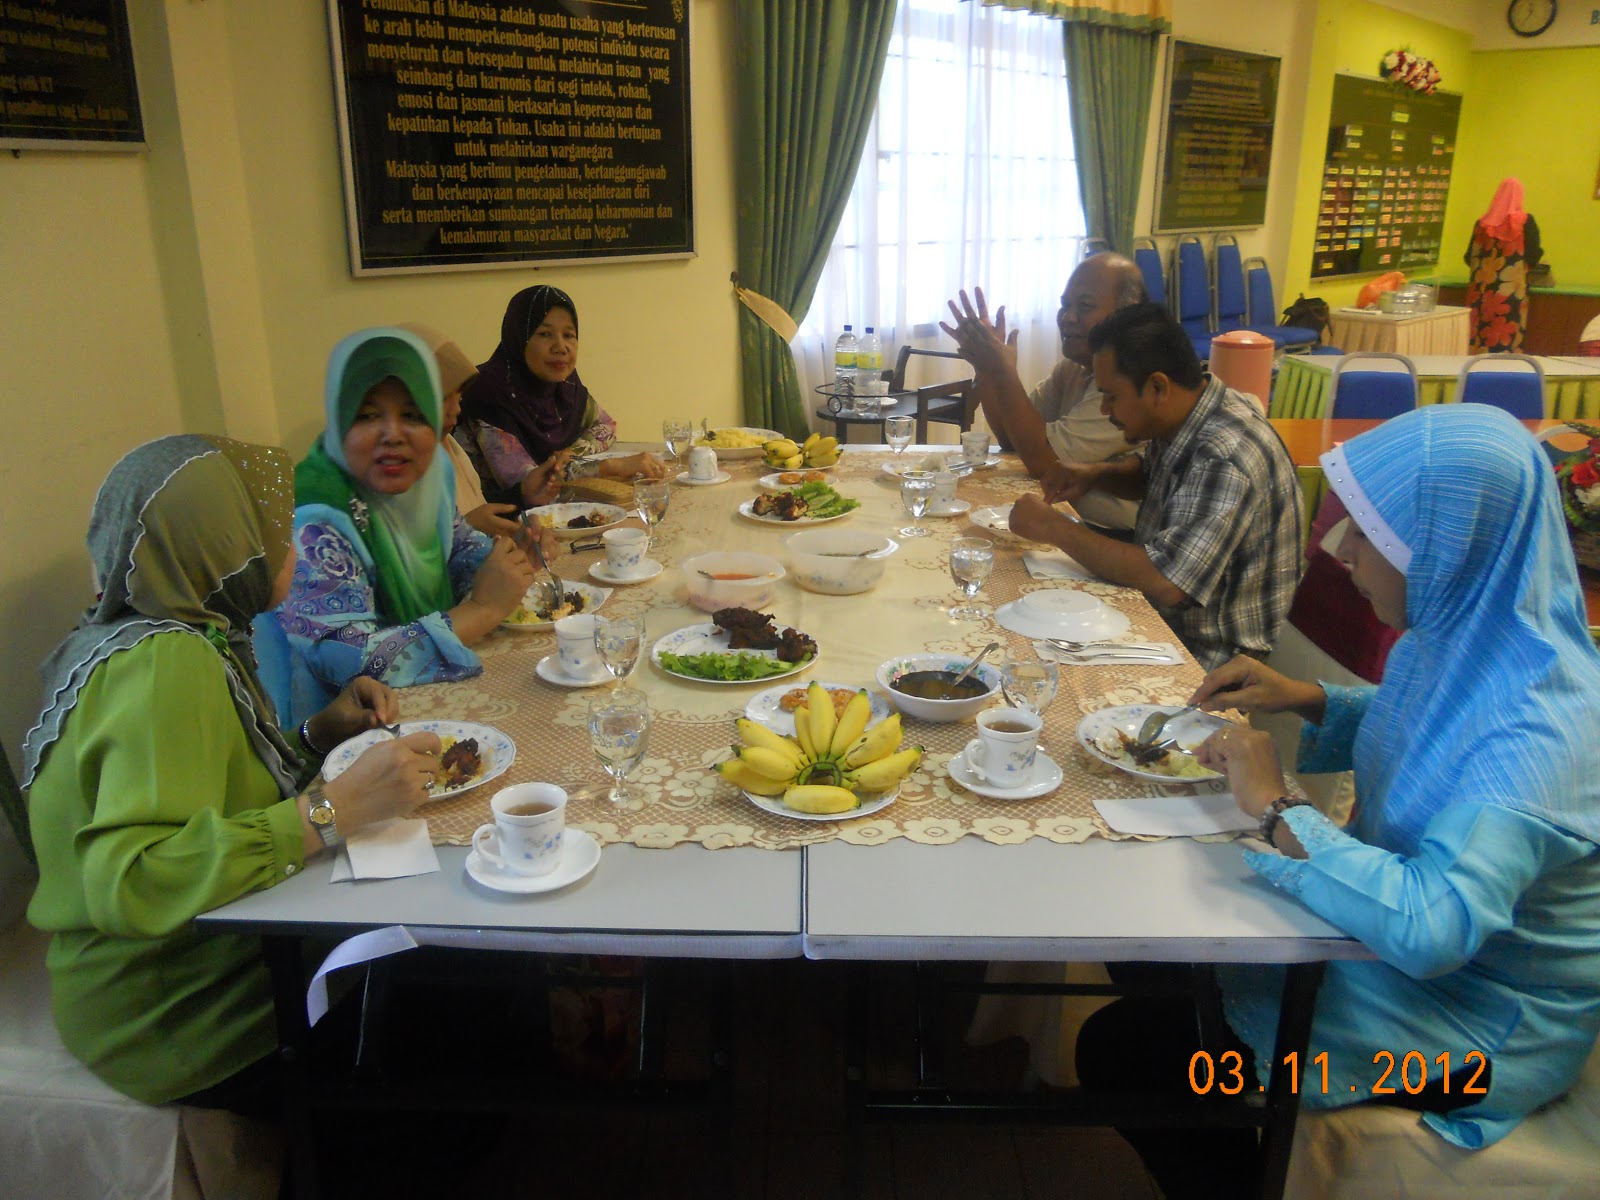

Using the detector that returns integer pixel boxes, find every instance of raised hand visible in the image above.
[940,287,1018,378]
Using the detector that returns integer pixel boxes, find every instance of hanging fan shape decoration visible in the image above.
[1380,48,1441,95]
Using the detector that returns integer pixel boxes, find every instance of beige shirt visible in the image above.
[1027,360,1141,531]
[444,434,487,514]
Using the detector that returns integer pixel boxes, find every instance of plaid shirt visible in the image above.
[1135,377,1304,669]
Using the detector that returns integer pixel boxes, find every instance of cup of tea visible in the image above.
[960,429,990,464]
[602,527,648,577]
[930,470,958,510]
[472,783,567,876]
[686,445,718,482]
[965,707,1042,786]
[555,613,603,678]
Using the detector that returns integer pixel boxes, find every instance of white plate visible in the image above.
[696,427,784,460]
[323,721,514,800]
[1075,705,1230,784]
[739,784,899,823]
[736,497,856,526]
[464,830,600,894]
[744,681,892,737]
[996,598,1130,642]
[525,502,630,541]
[651,621,819,685]
[536,654,613,688]
[948,747,1064,800]
[925,498,973,518]
[676,470,732,487]
[969,504,1027,540]
[756,470,839,491]
[589,559,664,585]
[500,581,612,631]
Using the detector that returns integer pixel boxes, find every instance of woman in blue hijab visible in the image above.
[1078,405,1600,1194]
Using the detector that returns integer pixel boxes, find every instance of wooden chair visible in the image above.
[887,345,976,443]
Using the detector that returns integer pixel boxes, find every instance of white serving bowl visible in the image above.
[875,653,1003,724]
[784,528,899,595]
[680,551,785,612]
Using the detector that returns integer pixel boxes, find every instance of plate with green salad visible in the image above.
[651,622,820,685]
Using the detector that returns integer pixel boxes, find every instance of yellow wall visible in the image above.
[1284,0,1476,310]
[1442,46,1600,289]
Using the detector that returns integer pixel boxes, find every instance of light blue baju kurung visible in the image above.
[1219,405,1600,1150]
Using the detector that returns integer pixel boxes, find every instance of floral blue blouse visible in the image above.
[262,508,494,728]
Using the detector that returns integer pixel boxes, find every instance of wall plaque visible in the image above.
[0,1,143,150]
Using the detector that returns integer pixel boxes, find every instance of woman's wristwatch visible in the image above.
[306,779,341,848]
[1258,796,1307,844]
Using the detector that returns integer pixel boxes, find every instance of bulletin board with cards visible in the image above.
[1311,73,1460,280]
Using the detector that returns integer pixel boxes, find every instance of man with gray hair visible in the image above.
[944,252,1148,531]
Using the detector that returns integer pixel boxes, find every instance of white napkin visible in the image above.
[329,818,440,882]
[1032,639,1184,666]
[1022,548,1097,581]
[1094,790,1257,838]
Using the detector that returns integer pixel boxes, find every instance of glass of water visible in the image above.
[588,687,651,809]
[885,414,914,459]
[594,615,645,684]
[633,477,671,551]
[948,536,995,619]
[1000,650,1060,716]
[662,419,692,464]
[899,472,936,538]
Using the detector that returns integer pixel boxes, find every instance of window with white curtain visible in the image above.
[794,0,1087,416]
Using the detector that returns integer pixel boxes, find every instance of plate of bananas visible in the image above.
[760,433,843,472]
[714,682,924,820]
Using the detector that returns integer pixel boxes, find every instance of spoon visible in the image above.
[949,641,1001,691]
[527,536,565,614]
[1138,704,1198,747]
[698,569,776,580]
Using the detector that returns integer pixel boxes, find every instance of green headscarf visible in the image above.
[295,328,456,623]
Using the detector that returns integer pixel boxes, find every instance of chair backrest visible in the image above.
[1131,236,1168,310]
[889,345,969,392]
[1535,423,1590,468]
[1329,352,1419,420]
[1456,353,1546,420]
[1171,235,1211,336]
[1245,256,1276,328]
[1080,237,1110,261]
[1213,235,1247,331]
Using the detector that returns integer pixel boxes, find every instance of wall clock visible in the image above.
[1506,0,1558,37]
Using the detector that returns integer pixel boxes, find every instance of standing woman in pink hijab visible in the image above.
[1464,177,1544,353]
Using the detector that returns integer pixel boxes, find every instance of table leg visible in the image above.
[1254,960,1326,1200]
[263,934,320,1200]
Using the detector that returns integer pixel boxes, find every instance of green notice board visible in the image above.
[1155,40,1280,232]
[1311,74,1459,280]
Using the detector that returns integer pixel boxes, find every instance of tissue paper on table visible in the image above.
[1093,790,1257,838]
[1022,548,1097,581]
[330,817,440,882]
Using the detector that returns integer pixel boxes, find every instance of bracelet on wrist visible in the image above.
[1258,796,1306,844]
[298,717,327,758]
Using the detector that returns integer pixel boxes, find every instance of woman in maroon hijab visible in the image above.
[457,285,665,506]
[1464,178,1544,354]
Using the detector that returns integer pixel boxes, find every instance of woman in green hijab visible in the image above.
[24,434,439,1111]
[269,327,535,729]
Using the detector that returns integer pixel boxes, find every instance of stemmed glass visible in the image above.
[885,414,914,461]
[899,472,935,538]
[594,615,645,684]
[662,419,692,467]
[588,687,651,809]
[948,536,995,619]
[999,650,1060,715]
[633,477,671,552]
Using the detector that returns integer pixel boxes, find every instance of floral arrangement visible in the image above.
[1380,49,1441,95]
[1554,422,1600,535]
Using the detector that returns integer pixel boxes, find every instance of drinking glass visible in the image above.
[948,535,995,619]
[999,650,1060,715]
[662,419,692,464]
[885,415,914,459]
[633,478,671,551]
[594,615,645,684]
[899,473,935,538]
[588,688,651,809]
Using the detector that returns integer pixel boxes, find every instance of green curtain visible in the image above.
[1,742,32,867]
[732,1,897,438]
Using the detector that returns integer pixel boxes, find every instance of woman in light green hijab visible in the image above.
[268,327,536,728]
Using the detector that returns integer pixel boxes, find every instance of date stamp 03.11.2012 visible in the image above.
[1188,1049,1489,1098]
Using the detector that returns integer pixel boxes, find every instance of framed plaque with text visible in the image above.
[327,0,693,276]
[0,1,144,151]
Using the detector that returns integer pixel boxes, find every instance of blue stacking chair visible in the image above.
[1456,354,1546,420]
[1171,235,1215,361]
[1329,352,1418,419]
[1213,235,1250,333]
[1131,236,1168,311]
[1244,256,1321,350]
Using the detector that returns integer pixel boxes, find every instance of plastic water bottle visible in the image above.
[856,326,883,395]
[833,325,858,397]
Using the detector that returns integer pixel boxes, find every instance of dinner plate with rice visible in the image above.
[524,502,629,540]
[1075,705,1229,784]
[500,581,611,631]
[322,720,515,801]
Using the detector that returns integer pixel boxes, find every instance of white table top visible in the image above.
[1333,305,1468,323]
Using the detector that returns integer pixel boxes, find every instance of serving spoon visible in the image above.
[949,641,1001,690]
[1138,704,1198,747]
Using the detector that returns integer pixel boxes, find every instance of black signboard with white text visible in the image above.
[0,1,143,150]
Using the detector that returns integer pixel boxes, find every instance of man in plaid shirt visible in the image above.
[995,303,1303,668]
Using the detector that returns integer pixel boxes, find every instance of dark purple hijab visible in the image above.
[460,284,589,462]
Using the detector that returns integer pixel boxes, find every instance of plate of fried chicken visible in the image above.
[321,720,516,801]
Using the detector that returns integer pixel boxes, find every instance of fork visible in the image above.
[1047,637,1167,653]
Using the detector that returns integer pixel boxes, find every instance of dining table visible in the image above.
[200,441,1363,1200]
[1325,304,1470,357]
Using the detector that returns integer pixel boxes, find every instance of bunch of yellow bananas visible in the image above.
[762,433,842,470]
[716,682,922,814]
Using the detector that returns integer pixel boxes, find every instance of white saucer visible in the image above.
[948,747,1063,800]
[464,830,600,894]
[536,654,613,689]
[995,599,1130,642]
[676,471,731,487]
[589,559,664,585]
[926,498,973,518]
